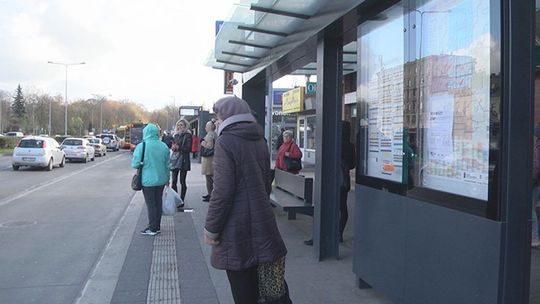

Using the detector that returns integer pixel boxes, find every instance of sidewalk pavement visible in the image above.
[108,161,392,304]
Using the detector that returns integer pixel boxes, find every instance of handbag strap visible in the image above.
[286,142,293,153]
[139,141,146,170]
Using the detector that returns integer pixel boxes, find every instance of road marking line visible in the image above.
[74,192,143,304]
[0,154,126,207]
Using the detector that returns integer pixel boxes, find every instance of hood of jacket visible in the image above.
[221,121,263,142]
[143,123,160,141]
[213,96,252,121]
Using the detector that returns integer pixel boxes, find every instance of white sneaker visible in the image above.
[140,228,158,236]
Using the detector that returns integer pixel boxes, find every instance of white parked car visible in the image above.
[6,131,24,137]
[12,136,65,171]
[61,138,95,163]
[87,138,107,157]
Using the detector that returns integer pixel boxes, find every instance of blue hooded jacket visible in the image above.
[131,123,171,187]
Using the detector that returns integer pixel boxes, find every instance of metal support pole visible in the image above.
[48,98,52,135]
[100,100,103,133]
[313,22,343,260]
[498,0,535,302]
[266,73,273,153]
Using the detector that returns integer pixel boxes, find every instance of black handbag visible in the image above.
[200,146,214,157]
[283,143,302,171]
[131,142,146,191]
[200,139,214,157]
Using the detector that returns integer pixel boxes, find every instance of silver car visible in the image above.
[87,138,107,157]
[12,136,65,171]
[61,138,95,163]
[98,134,120,151]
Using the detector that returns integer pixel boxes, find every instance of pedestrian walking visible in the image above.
[131,123,170,236]
[170,119,192,205]
[204,96,292,304]
[200,120,217,202]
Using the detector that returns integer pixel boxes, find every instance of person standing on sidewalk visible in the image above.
[200,120,216,202]
[339,121,356,243]
[170,119,192,205]
[204,96,292,304]
[191,132,199,159]
[275,130,302,174]
[131,123,170,236]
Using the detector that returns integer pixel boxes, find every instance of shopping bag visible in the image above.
[162,186,177,216]
[170,187,183,207]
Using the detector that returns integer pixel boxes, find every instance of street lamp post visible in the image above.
[170,96,177,127]
[48,97,52,135]
[92,94,110,134]
[47,61,86,135]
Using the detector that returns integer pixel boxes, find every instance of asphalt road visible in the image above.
[0,150,136,304]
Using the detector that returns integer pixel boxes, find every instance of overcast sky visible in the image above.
[0,0,240,110]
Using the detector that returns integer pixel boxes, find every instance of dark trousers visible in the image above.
[339,187,349,239]
[171,169,188,200]
[226,266,292,304]
[226,266,259,304]
[205,175,214,196]
[142,185,165,232]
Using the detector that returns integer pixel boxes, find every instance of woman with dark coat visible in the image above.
[204,96,291,304]
[340,121,356,242]
[170,118,192,204]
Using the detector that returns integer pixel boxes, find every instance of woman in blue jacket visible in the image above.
[131,123,171,236]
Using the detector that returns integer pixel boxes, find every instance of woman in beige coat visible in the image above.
[201,120,217,202]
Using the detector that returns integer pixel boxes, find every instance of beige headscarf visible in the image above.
[213,96,255,136]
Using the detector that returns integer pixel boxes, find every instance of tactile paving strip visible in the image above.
[147,216,181,303]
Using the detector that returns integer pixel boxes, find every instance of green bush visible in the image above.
[0,136,20,149]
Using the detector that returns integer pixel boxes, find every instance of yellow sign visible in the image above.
[282,87,304,113]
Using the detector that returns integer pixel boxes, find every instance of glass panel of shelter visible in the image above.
[356,0,500,217]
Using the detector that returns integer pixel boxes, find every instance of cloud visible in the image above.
[0,0,237,110]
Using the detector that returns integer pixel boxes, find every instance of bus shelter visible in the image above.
[208,0,534,303]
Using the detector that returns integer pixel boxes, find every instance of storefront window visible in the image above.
[306,116,316,150]
[357,0,500,211]
[298,118,305,148]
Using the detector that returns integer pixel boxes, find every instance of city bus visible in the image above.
[123,122,146,151]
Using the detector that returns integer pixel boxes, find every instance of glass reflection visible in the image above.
[357,0,499,203]
[358,4,405,183]
[411,0,492,200]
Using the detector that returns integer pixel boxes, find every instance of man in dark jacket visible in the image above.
[204,96,291,304]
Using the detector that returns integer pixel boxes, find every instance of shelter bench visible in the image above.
[269,169,313,220]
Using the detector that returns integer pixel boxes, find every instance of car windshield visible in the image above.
[101,135,113,139]
[88,139,100,143]
[63,139,83,146]
[18,139,44,148]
